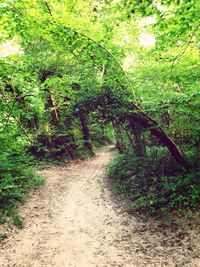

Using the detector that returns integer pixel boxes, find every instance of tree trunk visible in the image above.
[45,88,59,126]
[126,108,189,168]
[40,70,59,127]
[112,120,125,153]
[79,113,94,156]
[128,121,146,157]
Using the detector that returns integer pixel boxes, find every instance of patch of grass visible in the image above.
[12,212,24,228]
[0,232,8,241]
[32,174,45,187]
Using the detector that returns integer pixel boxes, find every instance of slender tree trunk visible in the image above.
[125,127,136,149]
[40,70,59,127]
[45,88,59,126]
[112,120,125,153]
[79,113,94,156]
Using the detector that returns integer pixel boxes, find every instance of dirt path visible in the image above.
[0,146,200,267]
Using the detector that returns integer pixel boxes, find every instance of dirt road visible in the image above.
[0,146,200,267]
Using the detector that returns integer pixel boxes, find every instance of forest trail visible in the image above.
[0,146,200,267]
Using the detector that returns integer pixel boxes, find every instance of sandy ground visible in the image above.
[0,146,200,267]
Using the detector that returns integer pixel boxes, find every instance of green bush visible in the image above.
[0,153,44,227]
[108,147,200,214]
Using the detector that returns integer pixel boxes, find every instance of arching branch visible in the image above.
[38,0,137,100]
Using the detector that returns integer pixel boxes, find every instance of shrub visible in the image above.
[0,153,44,227]
[108,146,200,214]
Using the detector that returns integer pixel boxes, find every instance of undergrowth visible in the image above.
[108,146,200,215]
[0,151,44,228]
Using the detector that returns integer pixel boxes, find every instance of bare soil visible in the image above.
[0,146,200,267]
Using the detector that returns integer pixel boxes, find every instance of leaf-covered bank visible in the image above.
[109,148,200,215]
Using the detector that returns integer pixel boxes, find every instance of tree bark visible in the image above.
[40,70,60,127]
[112,120,125,153]
[45,87,59,126]
[126,108,189,168]
[128,121,146,157]
[79,113,94,156]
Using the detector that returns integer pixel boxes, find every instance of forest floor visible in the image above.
[0,146,200,267]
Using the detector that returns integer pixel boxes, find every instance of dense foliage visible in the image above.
[109,149,200,214]
[0,0,199,224]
